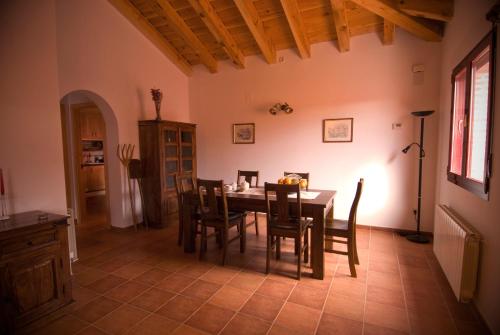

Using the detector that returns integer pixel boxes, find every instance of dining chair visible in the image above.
[237,170,260,235]
[324,178,364,277]
[284,171,310,190]
[197,179,247,265]
[264,182,312,279]
[175,172,199,245]
[283,172,311,250]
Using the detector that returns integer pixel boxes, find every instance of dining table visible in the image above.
[181,187,336,280]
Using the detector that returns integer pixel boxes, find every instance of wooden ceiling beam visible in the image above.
[349,0,442,42]
[330,0,350,52]
[399,0,453,22]
[234,0,277,64]
[155,0,218,73]
[279,0,311,58]
[383,19,395,45]
[107,0,192,76]
[186,0,245,68]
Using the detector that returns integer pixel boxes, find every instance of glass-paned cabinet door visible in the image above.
[181,130,192,143]
[182,159,193,172]
[164,129,178,144]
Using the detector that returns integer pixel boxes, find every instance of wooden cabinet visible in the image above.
[79,108,104,140]
[83,165,105,192]
[0,212,72,333]
[139,120,196,228]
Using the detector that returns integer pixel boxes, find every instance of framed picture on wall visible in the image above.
[323,118,353,142]
[233,123,255,144]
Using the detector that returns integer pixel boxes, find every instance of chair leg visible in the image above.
[276,237,281,260]
[199,225,207,260]
[347,237,357,277]
[353,232,359,265]
[266,235,271,274]
[221,229,229,266]
[254,212,259,235]
[177,218,183,246]
[304,228,309,264]
[297,237,302,280]
[240,217,246,253]
[294,238,299,255]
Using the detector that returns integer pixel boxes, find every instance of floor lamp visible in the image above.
[401,110,434,244]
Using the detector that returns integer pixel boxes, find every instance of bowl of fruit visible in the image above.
[278,174,308,190]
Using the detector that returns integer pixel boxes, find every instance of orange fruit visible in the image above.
[299,179,308,189]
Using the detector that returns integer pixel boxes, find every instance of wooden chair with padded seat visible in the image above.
[237,170,260,235]
[197,179,247,265]
[284,171,310,190]
[264,182,311,279]
[324,178,364,277]
[175,172,199,246]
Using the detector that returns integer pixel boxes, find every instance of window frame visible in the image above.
[447,29,496,200]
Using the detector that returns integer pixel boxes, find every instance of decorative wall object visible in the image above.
[117,144,140,230]
[233,123,255,144]
[151,88,163,121]
[323,118,353,142]
[269,102,293,115]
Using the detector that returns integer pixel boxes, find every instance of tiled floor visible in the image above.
[26,216,488,335]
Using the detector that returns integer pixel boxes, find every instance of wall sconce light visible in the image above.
[269,102,293,115]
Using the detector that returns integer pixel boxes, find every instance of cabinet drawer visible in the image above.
[1,229,58,256]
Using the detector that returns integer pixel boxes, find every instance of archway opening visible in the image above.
[60,90,122,259]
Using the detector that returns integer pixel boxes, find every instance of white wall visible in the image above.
[190,31,441,232]
[0,0,191,228]
[0,0,65,214]
[435,0,500,333]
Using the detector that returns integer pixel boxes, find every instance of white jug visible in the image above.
[239,180,250,191]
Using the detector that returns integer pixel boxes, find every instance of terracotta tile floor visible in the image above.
[26,216,489,335]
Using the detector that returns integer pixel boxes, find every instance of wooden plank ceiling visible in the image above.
[108,0,452,75]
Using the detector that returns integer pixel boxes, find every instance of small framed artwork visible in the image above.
[323,118,353,142]
[233,123,255,144]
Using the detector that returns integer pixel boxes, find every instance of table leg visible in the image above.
[325,204,334,250]
[311,207,325,279]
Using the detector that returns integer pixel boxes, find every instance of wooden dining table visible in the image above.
[181,188,336,280]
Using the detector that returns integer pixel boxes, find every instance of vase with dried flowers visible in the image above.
[151,88,163,121]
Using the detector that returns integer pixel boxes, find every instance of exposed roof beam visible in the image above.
[155,0,218,73]
[383,19,395,45]
[349,0,442,42]
[279,0,311,58]
[399,0,453,22]
[330,0,350,52]
[107,0,192,76]
[186,0,245,68]
[234,0,277,64]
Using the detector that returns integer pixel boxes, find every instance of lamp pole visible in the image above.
[405,110,434,244]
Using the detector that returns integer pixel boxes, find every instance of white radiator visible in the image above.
[433,205,481,302]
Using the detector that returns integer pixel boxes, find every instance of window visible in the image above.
[447,30,495,199]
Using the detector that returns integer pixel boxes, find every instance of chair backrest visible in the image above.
[237,170,259,187]
[175,172,196,195]
[347,179,364,231]
[175,173,196,218]
[264,182,302,232]
[284,171,309,190]
[197,179,229,225]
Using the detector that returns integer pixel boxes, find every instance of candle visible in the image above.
[0,168,4,195]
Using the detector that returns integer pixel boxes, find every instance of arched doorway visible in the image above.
[60,91,122,258]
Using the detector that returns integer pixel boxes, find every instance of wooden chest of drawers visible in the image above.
[0,211,72,333]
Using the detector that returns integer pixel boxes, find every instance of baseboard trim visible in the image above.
[357,224,433,237]
[471,302,493,335]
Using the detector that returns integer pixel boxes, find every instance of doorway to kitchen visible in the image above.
[60,91,123,262]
